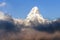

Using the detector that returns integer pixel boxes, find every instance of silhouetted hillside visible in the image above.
[0,19,60,40]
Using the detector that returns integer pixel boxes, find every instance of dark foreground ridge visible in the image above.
[0,19,60,40]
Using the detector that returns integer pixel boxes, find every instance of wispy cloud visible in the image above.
[0,2,6,7]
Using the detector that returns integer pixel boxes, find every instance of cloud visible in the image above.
[0,11,14,22]
[0,2,6,7]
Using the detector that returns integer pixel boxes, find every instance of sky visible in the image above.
[0,0,60,19]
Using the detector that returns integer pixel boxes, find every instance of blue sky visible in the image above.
[0,0,60,19]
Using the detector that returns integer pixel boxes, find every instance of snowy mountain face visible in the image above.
[0,7,50,26]
[0,7,49,26]
[0,7,52,26]
[26,7,45,23]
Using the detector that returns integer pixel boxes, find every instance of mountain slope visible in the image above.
[26,7,45,23]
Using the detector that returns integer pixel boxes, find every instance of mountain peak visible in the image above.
[31,6,38,14]
[26,6,45,23]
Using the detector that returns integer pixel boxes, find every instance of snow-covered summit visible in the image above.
[26,6,45,23]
